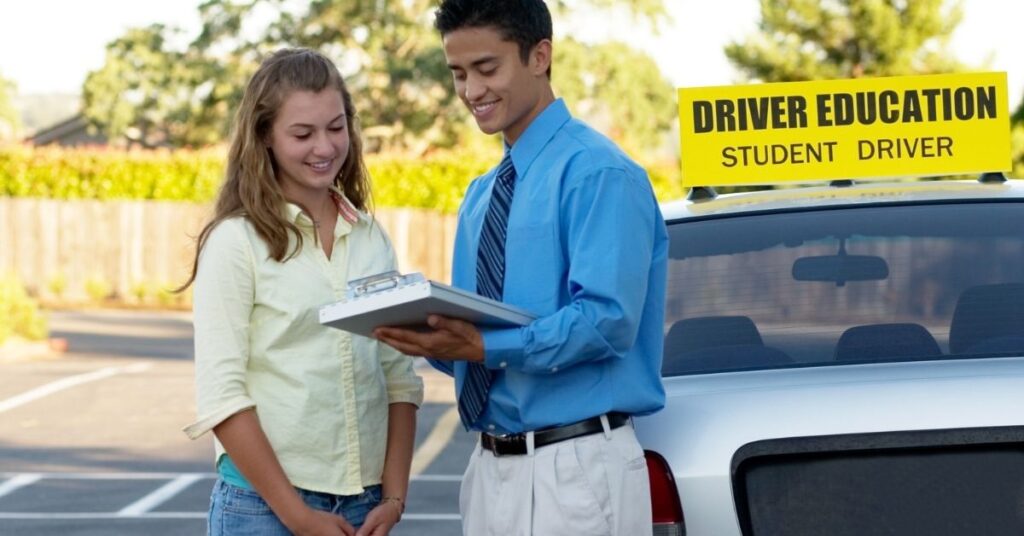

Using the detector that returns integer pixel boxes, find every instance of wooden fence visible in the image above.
[0,199,456,305]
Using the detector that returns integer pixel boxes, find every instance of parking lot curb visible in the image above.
[0,338,63,363]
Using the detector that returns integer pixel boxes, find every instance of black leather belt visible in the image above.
[480,412,631,456]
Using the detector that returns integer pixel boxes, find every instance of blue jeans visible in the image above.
[208,479,382,535]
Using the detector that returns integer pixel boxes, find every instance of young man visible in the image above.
[374,1,667,534]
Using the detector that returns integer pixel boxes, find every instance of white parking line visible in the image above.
[117,473,205,517]
[0,474,41,499]
[0,363,151,414]
[405,513,461,521]
[0,472,464,521]
[0,472,460,481]
[410,406,461,476]
[0,472,216,480]
[411,474,462,482]
[0,512,461,520]
[0,513,205,520]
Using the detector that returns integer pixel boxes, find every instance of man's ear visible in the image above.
[530,39,552,77]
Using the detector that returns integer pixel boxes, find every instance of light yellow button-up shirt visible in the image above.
[184,199,423,496]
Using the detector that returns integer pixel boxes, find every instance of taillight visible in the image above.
[646,449,685,536]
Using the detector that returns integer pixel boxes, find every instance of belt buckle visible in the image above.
[491,433,526,457]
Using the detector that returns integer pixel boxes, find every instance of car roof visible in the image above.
[661,178,1024,221]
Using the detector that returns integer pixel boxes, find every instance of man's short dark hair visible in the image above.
[434,0,553,66]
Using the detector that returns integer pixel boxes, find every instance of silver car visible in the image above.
[635,176,1024,536]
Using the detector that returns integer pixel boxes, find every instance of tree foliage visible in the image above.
[726,0,965,82]
[82,25,243,148]
[81,0,675,159]
[556,38,675,157]
[0,71,20,141]
[1014,97,1024,179]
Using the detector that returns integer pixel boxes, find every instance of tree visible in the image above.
[556,38,675,158]
[83,0,675,158]
[1013,94,1024,179]
[82,25,242,148]
[726,0,964,82]
[0,70,20,141]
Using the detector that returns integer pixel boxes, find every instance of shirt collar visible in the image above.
[283,186,367,237]
[508,98,571,178]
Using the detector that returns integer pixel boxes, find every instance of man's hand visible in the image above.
[374,315,484,362]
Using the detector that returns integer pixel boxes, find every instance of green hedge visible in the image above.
[0,146,685,212]
[0,146,223,201]
[0,274,48,344]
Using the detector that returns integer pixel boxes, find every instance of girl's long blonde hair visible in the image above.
[178,48,370,291]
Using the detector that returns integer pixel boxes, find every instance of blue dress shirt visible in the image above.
[431,99,668,434]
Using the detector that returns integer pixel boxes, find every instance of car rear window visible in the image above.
[662,200,1024,376]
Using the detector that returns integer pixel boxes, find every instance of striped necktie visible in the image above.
[459,153,516,429]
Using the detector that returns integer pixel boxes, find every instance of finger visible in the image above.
[427,314,445,329]
[336,516,356,536]
[427,314,467,333]
[378,335,419,353]
[378,336,428,357]
[374,326,417,341]
[353,511,376,536]
[354,511,383,536]
[377,327,430,346]
[427,314,447,330]
[431,315,478,339]
[373,327,403,340]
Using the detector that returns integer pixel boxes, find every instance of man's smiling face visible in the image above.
[443,25,551,144]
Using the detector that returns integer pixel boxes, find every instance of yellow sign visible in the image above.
[677,72,1011,186]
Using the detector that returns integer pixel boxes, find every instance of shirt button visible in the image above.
[488,424,496,431]
[551,366,558,373]
[499,361,508,368]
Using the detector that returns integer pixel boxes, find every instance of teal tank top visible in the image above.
[217,454,252,490]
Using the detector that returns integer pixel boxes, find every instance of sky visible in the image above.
[0,0,1021,106]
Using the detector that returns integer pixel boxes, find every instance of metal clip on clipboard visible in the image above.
[346,271,426,300]
[323,271,535,337]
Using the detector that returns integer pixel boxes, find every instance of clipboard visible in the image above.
[318,271,536,338]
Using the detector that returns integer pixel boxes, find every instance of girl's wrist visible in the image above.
[380,495,404,522]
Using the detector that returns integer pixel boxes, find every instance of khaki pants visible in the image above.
[459,421,653,536]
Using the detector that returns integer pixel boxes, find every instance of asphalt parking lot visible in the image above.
[0,310,473,535]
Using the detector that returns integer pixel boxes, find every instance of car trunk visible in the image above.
[732,426,1024,536]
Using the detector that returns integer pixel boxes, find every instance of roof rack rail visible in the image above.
[830,179,854,187]
[978,172,1007,184]
[686,186,718,202]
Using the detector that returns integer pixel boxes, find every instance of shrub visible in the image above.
[84,275,113,303]
[0,146,223,201]
[0,274,48,344]
[47,272,67,299]
[0,146,687,212]
[130,280,152,304]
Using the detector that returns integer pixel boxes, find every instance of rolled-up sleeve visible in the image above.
[183,219,258,439]
[379,343,424,407]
